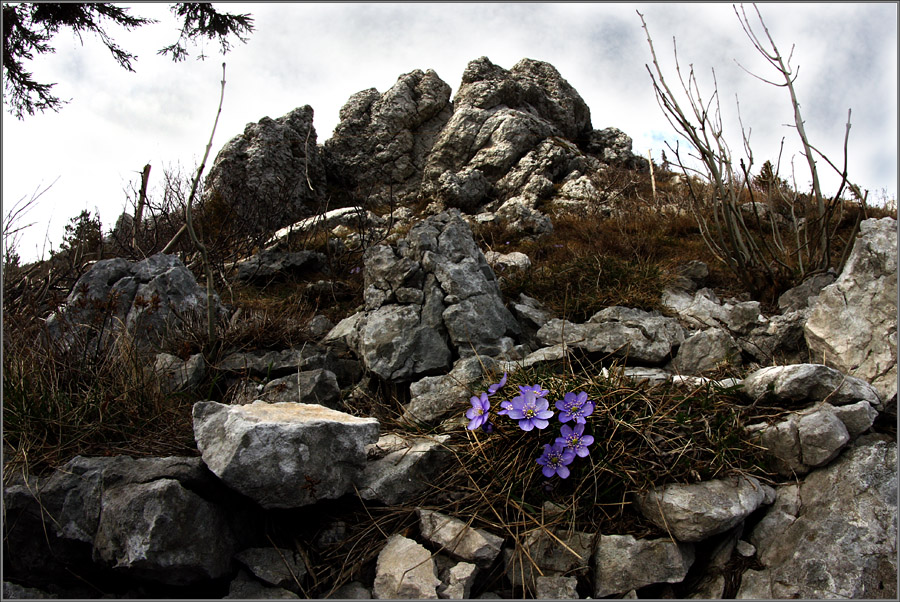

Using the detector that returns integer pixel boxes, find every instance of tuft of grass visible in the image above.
[2,320,200,479]
[501,251,667,322]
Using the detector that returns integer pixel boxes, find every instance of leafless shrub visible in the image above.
[638,4,867,302]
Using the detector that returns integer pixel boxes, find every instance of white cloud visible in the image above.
[3,2,896,263]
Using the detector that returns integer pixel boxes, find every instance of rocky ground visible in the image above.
[3,56,896,599]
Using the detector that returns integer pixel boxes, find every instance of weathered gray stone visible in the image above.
[777,272,836,313]
[743,436,897,599]
[634,476,774,543]
[192,401,379,508]
[668,327,741,374]
[2,582,58,599]
[234,547,307,593]
[504,529,594,590]
[352,210,518,381]
[417,509,504,568]
[324,69,452,206]
[326,581,372,599]
[537,306,684,364]
[662,287,763,335]
[92,478,235,585]
[204,106,326,232]
[422,57,591,209]
[584,127,648,169]
[740,308,810,365]
[250,369,342,409]
[358,302,452,381]
[484,250,532,273]
[404,355,498,424]
[45,254,225,354]
[740,363,883,409]
[534,575,579,599]
[373,534,440,599]
[592,534,695,597]
[797,404,850,467]
[359,436,451,505]
[217,345,361,389]
[234,250,326,284]
[805,217,898,403]
[438,561,479,600]
[832,399,878,438]
[225,569,300,599]
[152,353,206,394]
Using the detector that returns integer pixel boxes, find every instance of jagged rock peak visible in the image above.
[454,56,592,140]
[323,68,453,204]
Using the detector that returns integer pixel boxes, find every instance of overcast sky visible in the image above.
[3,2,897,263]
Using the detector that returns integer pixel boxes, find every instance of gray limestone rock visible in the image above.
[740,363,883,409]
[437,561,479,600]
[537,306,684,364]
[805,217,898,403]
[634,476,775,543]
[422,56,592,209]
[192,401,379,508]
[403,355,497,424]
[225,569,300,599]
[92,478,235,585]
[249,369,342,409]
[234,547,307,593]
[668,327,741,374]
[324,69,452,205]
[359,435,452,505]
[152,352,206,394]
[45,254,225,354]
[504,529,594,591]
[741,435,897,599]
[584,127,649,169]
[373,534,441,599]
[204,106,326,233]
[535,575,580,599]
[592,534,695,597]
[234,250,326,284]
[777,272,836,313]
[417,509,504,568]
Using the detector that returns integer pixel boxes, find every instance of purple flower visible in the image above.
[555,423,594,458]
[487,372,508,396]
[507,389,554,431]
[496,399,514,416]
[465,393,490,430]
[517,383,549,398]
[481,421,494,433]
[536,443,576,478]
[555,391,594,424]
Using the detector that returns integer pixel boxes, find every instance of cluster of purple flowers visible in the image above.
[465,373,596,479]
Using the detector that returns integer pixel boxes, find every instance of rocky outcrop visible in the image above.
[421,57,592,210]
[805,217,898,404]
[324,69,453,205]
[45,254,225,354]
[203,106,326,233]
[742,435,897,599]
[335,209,519,383]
